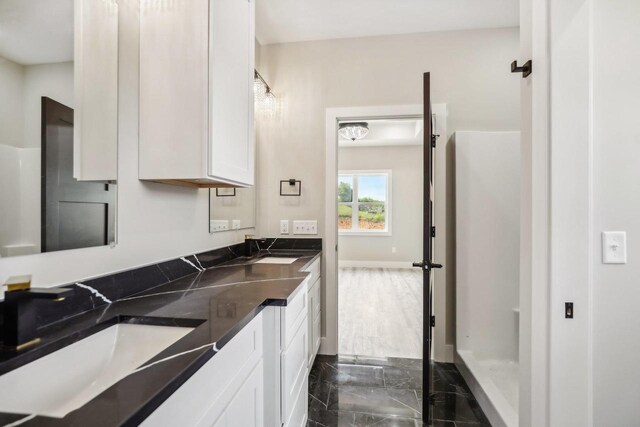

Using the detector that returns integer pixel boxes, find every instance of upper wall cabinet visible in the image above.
[74,0,119,181]
[139,0,255,188]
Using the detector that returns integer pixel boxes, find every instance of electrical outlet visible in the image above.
[391,247,397,254]
[210,220,229,233]
[293,220,317,235]
[231,220,241,230]
[280,220,289,235]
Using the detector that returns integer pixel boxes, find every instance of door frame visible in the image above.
[322,104,449,361]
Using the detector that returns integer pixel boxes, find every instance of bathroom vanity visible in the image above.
[0,242,322,427]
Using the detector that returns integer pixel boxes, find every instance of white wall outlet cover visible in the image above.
[293,220,318,235]
[231,220,241,230]
[280,220,289,234]
[602,231,627,264]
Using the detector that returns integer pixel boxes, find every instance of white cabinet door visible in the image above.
[281,317,309,423]
[208,0,255,185]
[139,0,209,183]
[73,0,118,181]
[139,0,255,187]
[206,360,264,427]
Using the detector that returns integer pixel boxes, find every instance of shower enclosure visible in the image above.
[454,131,521,427]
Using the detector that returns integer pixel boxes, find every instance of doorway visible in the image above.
[324,104,448,361]
[336,119,423,359]
[322,100,457,425]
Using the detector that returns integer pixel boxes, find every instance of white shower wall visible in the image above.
[0,144,40,257]
[454,131,520,427]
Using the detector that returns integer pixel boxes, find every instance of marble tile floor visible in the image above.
[308,355,491,427]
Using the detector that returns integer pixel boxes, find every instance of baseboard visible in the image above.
[434,343,455,363]
[338,260,414,269]
[318,337,337,355]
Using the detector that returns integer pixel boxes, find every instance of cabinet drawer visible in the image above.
[201,359,264,427]
[284,376,308,427]
[304,258,321,285]
[140,313,263,427]
[310,278,321,319]
[281,278,308,348]
[281,316,308,422]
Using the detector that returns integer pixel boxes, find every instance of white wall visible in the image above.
[591,0,640,424]
[0,1,252,290]
[0,145,22,255]
[338,145,421,265]
[0,57,24,148]
[544,0,640,425]
[22,61,74,148]
[455,131,520,361]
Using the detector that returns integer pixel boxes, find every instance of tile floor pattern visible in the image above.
[308,355,491,427]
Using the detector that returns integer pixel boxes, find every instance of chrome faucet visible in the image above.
[2,275,74,351]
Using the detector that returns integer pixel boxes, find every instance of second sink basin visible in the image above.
[255,257,298,265]
[0,322,194,418]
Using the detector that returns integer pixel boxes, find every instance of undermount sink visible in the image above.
[255,257,298,265]
[0,323,194,418]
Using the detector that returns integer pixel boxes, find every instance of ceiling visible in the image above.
[339,119,423,148]
[0,0,73,65]
[256,0,519,45]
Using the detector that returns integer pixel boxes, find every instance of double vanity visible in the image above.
[0,240,322,427]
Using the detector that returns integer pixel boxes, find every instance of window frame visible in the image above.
[338,169,392,236]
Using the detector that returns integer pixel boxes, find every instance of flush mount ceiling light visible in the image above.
[338,122,369,141]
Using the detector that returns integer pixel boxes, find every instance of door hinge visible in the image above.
[431,226,436,238]
[431,134,440,148]
[430,316,436,327]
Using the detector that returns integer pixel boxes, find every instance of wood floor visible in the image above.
[338,267,423,359]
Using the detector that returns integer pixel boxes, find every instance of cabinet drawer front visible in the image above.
[281,278,308,348]
[311,278,321,319]
[284,376,308,427]
[200,359,264,427]
[305,258,321,285]
[281,317,308,422]
[140,313,263,427]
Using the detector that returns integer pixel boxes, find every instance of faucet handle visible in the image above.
[4,275,32,292]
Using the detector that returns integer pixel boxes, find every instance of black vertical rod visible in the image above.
[422,72,433,424]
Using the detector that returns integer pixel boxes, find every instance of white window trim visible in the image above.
[338,169,392,237]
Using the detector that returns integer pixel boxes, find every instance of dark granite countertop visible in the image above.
[0,249,321,427]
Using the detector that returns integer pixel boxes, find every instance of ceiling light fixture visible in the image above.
[338,122,369,141]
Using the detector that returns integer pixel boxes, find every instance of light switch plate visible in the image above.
[293,220,317,235]
[602,231,627,264]
[280,220,289,235]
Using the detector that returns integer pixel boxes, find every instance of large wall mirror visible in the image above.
[0,0,119,258]
[209,188,256,233]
